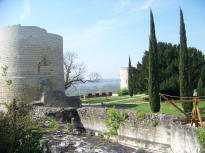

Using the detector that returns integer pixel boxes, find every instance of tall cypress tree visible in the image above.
[197,77,203,96]
[148,10,160,113]
[128,56,133,97]
[179,8,193,112]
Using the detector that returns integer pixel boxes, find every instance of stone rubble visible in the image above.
[41,119,158,153]
[33,106,178,153]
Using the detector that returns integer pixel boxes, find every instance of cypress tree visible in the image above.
[179,8,193,112]
[128,56,133,97]
[148,10,160,113]
[197,77,203,96]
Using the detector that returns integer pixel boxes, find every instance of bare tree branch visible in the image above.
[64,51,101,89]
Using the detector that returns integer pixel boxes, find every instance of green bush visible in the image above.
[117,89,129,96]
[135,112,146,124]
[49,118,59,130]
[0,102,43,153]
[103,107,128,138]
[196,129,205,152]
[152,119,159,127]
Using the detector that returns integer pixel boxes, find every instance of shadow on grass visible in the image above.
[103,104,139,109]
[83,103,139,109]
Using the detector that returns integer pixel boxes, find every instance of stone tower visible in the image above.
[120,67,128,90]
[0,25,64,102]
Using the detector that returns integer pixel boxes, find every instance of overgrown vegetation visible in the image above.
[103,107,128,138]
[2,65,12,85]
[152,119,159,127]
[49,117,59,130]
[135,112,146,124]
[0,66,43,153]
[196,129,205,152]
[66,117,75,135]
[0,102,43,153]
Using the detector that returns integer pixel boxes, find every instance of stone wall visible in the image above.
[120,67,128,90]
[0,25,64,102]
[77,107,201,153]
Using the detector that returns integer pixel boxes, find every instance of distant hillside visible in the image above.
[65,79,120,96]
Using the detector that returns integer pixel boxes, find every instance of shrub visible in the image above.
[117,89,129,96]
[0,102,43,153]
[196,129,205,152]
[135,112,146,124]
[152,119,159,127]
[49,118,59,130]
[103,107,128,138]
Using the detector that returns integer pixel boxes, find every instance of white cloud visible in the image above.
[64,0,160,51]
[114,0,159,15]
[113,0,131,16]
[64,18,123,52]
[19,0,31,20]
[139,0,156,10]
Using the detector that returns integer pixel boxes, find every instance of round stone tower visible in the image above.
[120,67,128,90]
[0,25,64,102]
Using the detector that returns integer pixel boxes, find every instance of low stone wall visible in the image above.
[30,106,202,153]
[77,107,201,153]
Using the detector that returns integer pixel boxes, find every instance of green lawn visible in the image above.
[104,101,205,118]
[82,95,205,117]
[81,95,147,104]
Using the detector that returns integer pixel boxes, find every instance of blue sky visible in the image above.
[0,0,205,79]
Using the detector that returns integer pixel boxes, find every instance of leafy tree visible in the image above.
[148,10,160,113]
[197,78,204,96]
[179,9,193,112]
[132,42,205,97]
[128,56,134,96]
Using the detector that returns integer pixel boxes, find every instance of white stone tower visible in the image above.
[0,25,64,102]
[120,67,128,90]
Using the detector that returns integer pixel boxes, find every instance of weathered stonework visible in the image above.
[120,67,128,90]
[32,106,202,152]
[76,107,202,153]
[0,25,64,102]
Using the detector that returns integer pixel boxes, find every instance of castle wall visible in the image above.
[120,67,128,90]
[0,25,64,102]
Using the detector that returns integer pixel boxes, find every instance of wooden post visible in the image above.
[160,93,205,127]
[195,98,203,128]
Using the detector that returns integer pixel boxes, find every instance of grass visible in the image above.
[84,95,205,117]
[104,101,205,118]
[81,94,147,104]
[82,95,131,104]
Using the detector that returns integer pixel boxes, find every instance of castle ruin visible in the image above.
[0,25,80,107]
